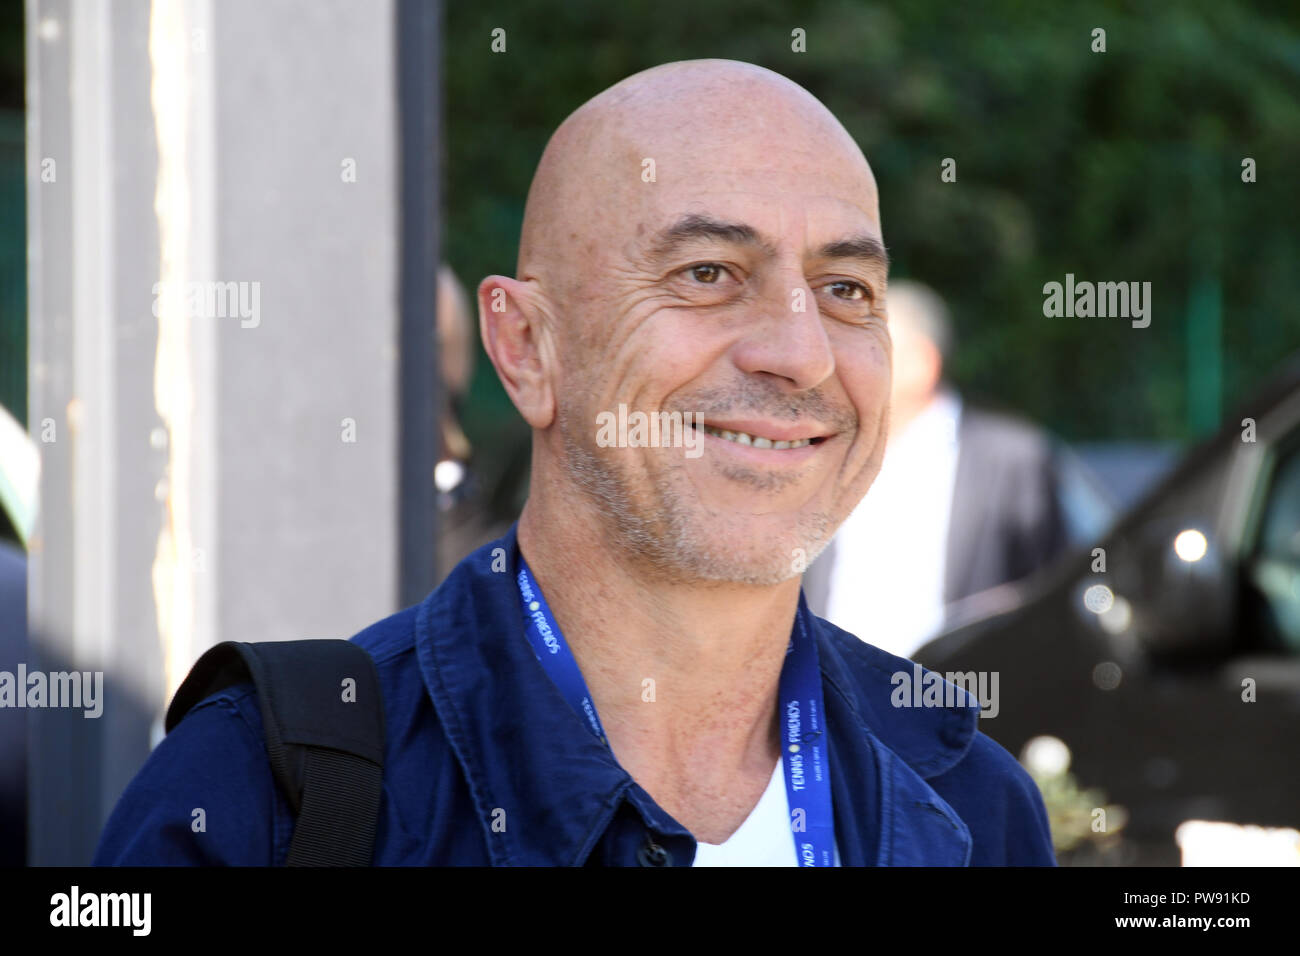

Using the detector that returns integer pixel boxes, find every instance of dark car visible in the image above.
[915,354,1300,866]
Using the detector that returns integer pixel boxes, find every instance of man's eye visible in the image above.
[827,280,870,301]
[688,263,726,284]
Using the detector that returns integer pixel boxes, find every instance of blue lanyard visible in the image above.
[515,549,836,867]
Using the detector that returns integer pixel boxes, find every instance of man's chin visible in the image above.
[663,516,835,588]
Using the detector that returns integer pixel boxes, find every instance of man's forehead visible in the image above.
[637,191,884,258]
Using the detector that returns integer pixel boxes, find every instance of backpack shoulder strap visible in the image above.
[165,639,385,866]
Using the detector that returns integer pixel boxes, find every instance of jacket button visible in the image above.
[637,839,672,867]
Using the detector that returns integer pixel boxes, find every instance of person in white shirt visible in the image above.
[808,280,1071,658]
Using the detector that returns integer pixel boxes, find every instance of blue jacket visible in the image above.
[95,525,1056,866]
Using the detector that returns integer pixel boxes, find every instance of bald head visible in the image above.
[518,60,880,300]
[482,60,892,586]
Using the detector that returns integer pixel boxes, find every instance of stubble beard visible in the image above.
[556,399,839,587]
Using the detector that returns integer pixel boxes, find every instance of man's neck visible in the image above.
[515,490,801,841]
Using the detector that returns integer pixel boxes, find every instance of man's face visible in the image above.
[546,85,891,585]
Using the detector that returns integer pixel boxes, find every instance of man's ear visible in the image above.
[477,275,556,429]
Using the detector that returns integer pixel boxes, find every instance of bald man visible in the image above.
[96,60,1054,866]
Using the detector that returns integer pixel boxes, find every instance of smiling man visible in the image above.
[96,59,1055,867]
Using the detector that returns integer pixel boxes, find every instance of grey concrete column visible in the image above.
[25,0,437,865]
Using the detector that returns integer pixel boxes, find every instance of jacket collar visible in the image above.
[415,523,976,865]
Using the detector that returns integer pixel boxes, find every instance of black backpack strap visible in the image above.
[165,640,385,866]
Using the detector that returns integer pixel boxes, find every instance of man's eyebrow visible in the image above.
[648,215,889,274]
[815,234,890,271]
[647,214,777,260]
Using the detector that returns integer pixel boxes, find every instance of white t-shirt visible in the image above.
[691,759,841,866]
[826,390,963,658]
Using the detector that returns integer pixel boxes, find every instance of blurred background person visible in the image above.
[436,265,495,578]
[434,264,521,579]
[804,280,1077,658]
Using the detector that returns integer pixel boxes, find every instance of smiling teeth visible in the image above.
[699,424,812,449]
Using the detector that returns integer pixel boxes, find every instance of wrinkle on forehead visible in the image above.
[517,60,880,311]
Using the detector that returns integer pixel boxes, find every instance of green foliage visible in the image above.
[1026,760,1129,861]
[445,0,1300,468]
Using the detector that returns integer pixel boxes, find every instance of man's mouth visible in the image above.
[692,421,830,450]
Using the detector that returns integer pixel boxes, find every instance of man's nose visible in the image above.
[730,276,836,391]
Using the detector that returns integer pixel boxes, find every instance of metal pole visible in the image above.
[397,0,442,603]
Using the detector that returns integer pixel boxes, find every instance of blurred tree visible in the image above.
[451,1,1300,500]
